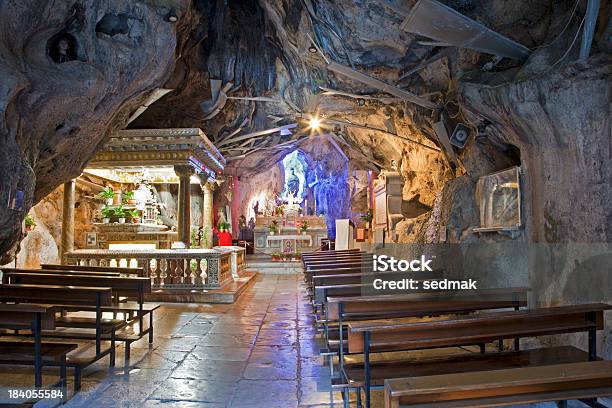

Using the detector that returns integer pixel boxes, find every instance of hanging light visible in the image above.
[309,117,321,130]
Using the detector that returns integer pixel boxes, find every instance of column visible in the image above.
[174,165,194,247]
[60,179,76,264]
[200,177,214,249]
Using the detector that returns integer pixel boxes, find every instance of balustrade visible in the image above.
[64,248,244,289]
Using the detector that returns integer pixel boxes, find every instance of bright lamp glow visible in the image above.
[309,117,321,130]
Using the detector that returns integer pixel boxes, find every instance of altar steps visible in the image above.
[245,254,303,274]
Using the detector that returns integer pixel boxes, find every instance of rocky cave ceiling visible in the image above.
[1,0,610,260]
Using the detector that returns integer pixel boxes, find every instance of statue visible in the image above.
[286,168,300,197]
[253,201,260,216]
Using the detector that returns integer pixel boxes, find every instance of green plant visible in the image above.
[113,205,126,218]
[98,186,114,200]
[24,214,36,228]
[127,209,140,218]
[101,206,114,219]
[269,220,278,233]
[218,222,230,231]
[298,220,309,232]
[361,209,373,224]
[122,191,135,204]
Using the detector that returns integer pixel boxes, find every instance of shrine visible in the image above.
[1,1,610,407]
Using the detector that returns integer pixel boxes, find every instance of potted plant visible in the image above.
[98,186,115,206]
[269,220,278,236]
[101,206,113,223]
[361,209,373,228]
[114,206,126,224]
[271,252,281,262]
[122,191,137,205]
[298,220,309,235]
[24,214,36,232]
[128,209,140,223]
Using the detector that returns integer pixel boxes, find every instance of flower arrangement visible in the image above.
[269,220,278,235]
[361,209,373,227]
[297,220,309,234]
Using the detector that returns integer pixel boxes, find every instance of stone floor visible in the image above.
[0,274,606,407]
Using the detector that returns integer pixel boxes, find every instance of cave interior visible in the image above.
[0,0,611,404]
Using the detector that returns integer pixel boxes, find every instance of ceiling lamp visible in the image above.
[308,46,317,53]
[309,117,321,130]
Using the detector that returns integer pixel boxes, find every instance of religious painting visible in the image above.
[474,166,522,232]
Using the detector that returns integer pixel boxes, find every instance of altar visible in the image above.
[254,215,326,254]
[266,234,312,249]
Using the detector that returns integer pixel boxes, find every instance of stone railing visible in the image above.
[64,248,245,289]
[213,246,247,279]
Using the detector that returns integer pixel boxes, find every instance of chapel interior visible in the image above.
[0,0,611,407]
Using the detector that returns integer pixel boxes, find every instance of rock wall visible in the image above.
[6,183,98,268]
[0,0,187,263]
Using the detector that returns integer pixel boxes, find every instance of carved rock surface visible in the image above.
[0,0,186,261]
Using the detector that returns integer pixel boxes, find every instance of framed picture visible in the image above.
[86,232,98,248]
[474,166,522,232]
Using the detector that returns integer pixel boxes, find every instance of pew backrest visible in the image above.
[41,264,144,277]
[0,284,113,306]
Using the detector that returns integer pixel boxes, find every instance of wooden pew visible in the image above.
[305,257,372,269]
[384,360,612,408]
[347,303,611,407]
[3,272,157,360]
[324,288,527,355]
[314,275,442,304]
[0,303,76,389]
[41,264,144,277]
[0,283,122,390]
[3,267,121,277]
[302,249,361,261]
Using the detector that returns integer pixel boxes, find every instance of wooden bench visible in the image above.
[0,283,122,389]
[324,288,527,354]
[384,360,612,408]
[41,264,145,277]
[2,267,121,277]
[302,249,361,261]
[347,303,611,407]
[0,303,76,389]
[3,272,157,360]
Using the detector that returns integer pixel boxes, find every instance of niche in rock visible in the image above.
[47,32,78,63]
[96,13,129,37]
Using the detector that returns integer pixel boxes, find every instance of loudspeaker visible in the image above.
[450,124,470,149]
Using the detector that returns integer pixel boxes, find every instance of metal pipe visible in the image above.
[579,0,600,60]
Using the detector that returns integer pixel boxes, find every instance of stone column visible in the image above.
[200,178,214,249]
[174,165,194,247]
[60,179,76,264]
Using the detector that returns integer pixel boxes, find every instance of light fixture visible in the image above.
[309,117,321,130]
[165,9,178,22]
[308,46,317,53]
